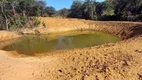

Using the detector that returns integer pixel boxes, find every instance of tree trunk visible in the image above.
[0,1,9,30]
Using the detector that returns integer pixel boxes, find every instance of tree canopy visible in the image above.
[0,0,57,30]
[68,0,142,21]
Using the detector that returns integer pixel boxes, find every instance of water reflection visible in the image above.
[2,31,121,55]
[53,37,73,49]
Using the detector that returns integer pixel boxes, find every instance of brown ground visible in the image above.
[0,31,19,42]
[23,17,142,39]
[0,17,142,80]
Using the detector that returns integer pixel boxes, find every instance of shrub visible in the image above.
[136,14,142,21]
[33,17,41,26]
[97,15,117,21]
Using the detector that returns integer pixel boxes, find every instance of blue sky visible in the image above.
[46,0,104,10]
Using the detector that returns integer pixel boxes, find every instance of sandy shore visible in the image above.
[0,31,19,42]
[0,17,142,80]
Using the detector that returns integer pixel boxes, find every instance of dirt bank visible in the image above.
[22,17,142,39]
[0,17,142,80]
[0,31,20,49]
[0,31,19,42]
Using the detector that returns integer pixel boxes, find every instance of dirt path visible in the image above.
[0,50,59,80]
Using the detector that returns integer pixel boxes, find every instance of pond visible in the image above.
[2,31,121,55]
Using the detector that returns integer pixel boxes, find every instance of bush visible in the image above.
[136,14,142,21]
[127,14,142,22]
[97,15,117,21]
[32,17,41,26]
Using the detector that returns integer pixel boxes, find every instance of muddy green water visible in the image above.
[2,31,121,55]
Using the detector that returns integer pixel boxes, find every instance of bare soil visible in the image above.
[0,17,142,80]
[0,31,19,42]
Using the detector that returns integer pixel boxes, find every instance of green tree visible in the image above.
[44,6,56,17]
[113,0,142,20]
[0,0,9,30]
[103,0,114,15]
[81,0,96,20]
[95,2,105,16]
[68,0,83,18]
[0,0,44,30]
[58,8,69,18]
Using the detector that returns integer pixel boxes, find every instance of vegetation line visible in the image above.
[0,0,141,30]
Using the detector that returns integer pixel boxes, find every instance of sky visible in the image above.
[46,0,104,10]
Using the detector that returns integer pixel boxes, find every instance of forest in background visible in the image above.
[0,0,142,30]
[0,0,53,30]
[67,0,142,21]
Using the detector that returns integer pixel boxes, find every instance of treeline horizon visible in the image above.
[0,0,142,30]
[61,0,142,21]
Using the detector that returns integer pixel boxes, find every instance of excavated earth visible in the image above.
[0,17,142,80]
